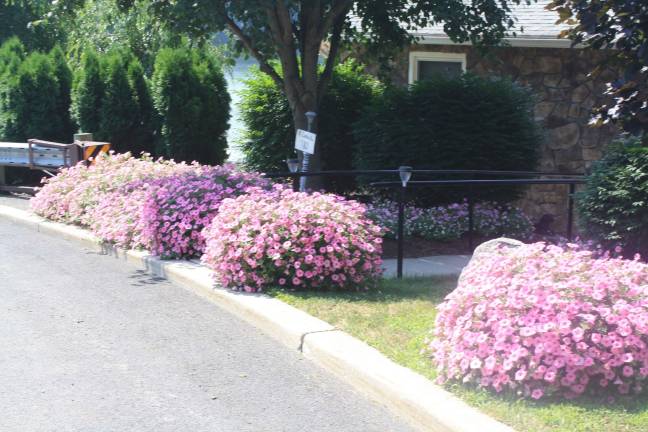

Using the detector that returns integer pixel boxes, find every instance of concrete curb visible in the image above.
[0,203,515,432]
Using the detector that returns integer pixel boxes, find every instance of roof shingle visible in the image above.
[412,0,569,40]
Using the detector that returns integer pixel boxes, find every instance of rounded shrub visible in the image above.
[0,37,27,140]
[99,52,141,152]
[239,60,381,192]
[71,48,103,135]
[353,74,541,205]
[202,187,384,292]
[577,137,648,258]
[88,182,152,249]
[0,48,74,142]
[72,49,156,154]
[31,152,189,224]
[139,166,269,259]
[152,46,230,165]
[430,242,648,400]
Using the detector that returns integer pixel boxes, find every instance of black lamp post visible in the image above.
[286,158,300,191]
[397,166,412,279]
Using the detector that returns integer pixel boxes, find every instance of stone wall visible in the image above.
[387,44,619,232]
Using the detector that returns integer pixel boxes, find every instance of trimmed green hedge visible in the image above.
[353,74,542,204]
[577,137,648,258]
[0,39,74,143]
[239,60,381,192]
[71,48,155,154]
[151,47,230,165]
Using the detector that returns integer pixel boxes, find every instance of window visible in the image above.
[408,52,467,83]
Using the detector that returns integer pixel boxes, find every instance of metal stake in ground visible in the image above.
[397,166,412,279]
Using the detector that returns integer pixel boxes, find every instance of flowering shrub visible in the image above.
[140,166,269,258]
[86,181,153,249]
[365,199,533,241]
[202,187,384,291]
[31,153,193,224]
[32,153,269,260]
[430,242,648,400]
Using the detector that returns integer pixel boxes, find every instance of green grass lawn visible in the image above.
[268,277,648,432]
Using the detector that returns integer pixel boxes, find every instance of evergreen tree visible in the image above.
[126,57,156,155]
[97,52,139,152]
[152,47,229,164]
[9,52,69,141]
[0,38,27,140]
[49,45,75,140]
[71,48,103,135]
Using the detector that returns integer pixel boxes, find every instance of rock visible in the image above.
[571,84,590,103]
[534,101,554,119]
[536,56,562,73]
[582,147,603,161]
[549,123,580,149]
[552,102,571,119]
[568,104,587,119]
[581,127,601,148]
[460,238,525,284]
[545,87,570,102]
[544,74,570,88]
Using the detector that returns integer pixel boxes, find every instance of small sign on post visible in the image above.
[295,129,316,155]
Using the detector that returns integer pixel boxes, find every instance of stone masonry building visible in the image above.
[387,1,619,230]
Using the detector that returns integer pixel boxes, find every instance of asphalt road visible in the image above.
[0,217,415,432]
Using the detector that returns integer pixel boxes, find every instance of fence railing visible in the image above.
[263,169,587,278]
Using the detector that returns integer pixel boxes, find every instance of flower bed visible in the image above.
[430,242,648,400]
[31,153,268,259]
[31,153,195,224]
[139,166,269,258]
[365,199,533,242]
[201,187,384,291]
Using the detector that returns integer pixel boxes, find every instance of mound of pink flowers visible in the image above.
[87,181,152,249]
[31,152,194,224]
[31,153,269,259]
[430,242,648,400]
[139,166,269,258]
[201,187,384,292]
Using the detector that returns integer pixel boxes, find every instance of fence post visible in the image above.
[567,183,575,240]
[397,185,405,279]
[467,193,475,252]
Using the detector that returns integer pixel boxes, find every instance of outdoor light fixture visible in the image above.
[286,158,300,173]
[399,166,413,187]
[305,111,317,131]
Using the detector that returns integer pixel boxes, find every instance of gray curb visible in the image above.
[0,203,515,432]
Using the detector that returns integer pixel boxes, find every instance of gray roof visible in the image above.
[412,0,570,40]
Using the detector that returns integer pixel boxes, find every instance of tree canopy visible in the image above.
[18,0,528,181]
[549,0,648,138]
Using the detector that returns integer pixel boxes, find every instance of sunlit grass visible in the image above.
[268,277,648,432]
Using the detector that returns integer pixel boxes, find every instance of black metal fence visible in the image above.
[264,169,586,278]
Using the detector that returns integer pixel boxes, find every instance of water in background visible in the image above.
[225,56,257,163]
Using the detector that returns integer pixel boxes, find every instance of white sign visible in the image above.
[295,129,316,155]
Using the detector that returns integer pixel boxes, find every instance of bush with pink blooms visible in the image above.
[430,242,648,400]
[32,153,269,259]
[139,166,269,258]
[86,181,154,249]
[201,187,384,291]
[31,152,194,224]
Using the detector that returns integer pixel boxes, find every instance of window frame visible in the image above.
[408,51,467,83]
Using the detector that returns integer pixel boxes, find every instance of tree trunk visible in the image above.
[286,79,323,191]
